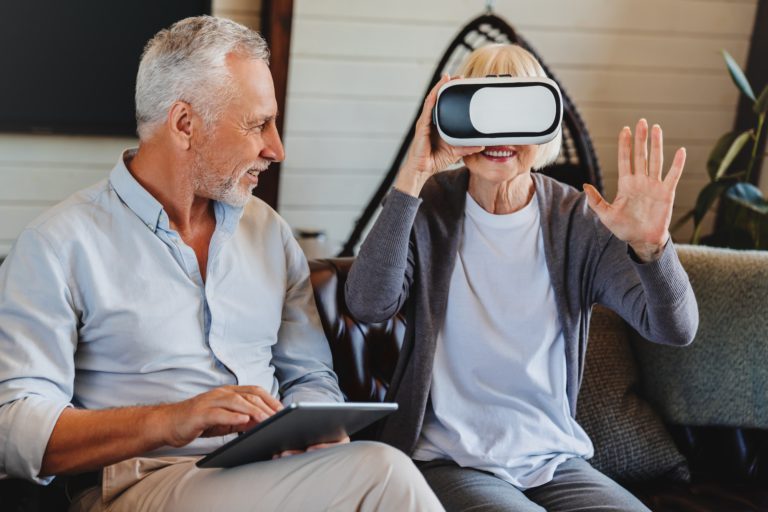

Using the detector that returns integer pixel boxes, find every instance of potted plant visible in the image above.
[673,51,768,248]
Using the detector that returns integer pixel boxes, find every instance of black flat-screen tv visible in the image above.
[0,0,212,136]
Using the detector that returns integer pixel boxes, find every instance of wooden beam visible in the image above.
[257,0,294,210]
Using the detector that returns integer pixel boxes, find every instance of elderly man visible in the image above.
[0,16,442,512]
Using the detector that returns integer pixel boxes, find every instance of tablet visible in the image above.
[196,402,398,468]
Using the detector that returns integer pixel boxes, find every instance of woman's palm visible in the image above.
[584,119,686,257]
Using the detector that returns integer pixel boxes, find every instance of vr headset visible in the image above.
[433,76,563,146]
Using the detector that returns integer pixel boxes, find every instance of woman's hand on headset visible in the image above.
[394,74,484,197]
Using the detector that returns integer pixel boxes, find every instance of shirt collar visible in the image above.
[109,148,246,235]
[109,149,165,232]
[213,200,245,235]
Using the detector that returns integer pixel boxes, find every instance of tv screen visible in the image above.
[0,0,211,136]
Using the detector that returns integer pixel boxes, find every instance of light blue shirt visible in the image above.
[0,150,342,482]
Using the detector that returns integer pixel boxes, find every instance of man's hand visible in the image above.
[160,385,283,448]
[583,118,686,262]
[272,435,351,460]
[42,385,282,476]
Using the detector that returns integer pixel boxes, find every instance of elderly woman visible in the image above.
[344,44,698,511]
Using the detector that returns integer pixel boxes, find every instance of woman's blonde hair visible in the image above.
[459,44,562,170]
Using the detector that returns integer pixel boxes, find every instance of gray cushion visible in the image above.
[577,305,690,482]
[632,245,768,428]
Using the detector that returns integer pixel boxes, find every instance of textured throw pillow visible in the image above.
[631,245,768,428]
[576,305,690,482]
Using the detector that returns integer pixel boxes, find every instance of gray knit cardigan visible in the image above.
[345,168,698,455]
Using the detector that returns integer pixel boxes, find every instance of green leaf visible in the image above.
[714,130,753,180]
[723,50,755,101]
[755,85,768,114]
[707,132,739,180]
[724,182,768,214]
[693,181,729,224]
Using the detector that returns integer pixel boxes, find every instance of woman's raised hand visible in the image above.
[583,119,686,262]
[393,75,484,197]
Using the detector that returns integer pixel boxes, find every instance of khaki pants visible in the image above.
[70,441,444,512]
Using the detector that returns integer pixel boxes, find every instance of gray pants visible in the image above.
[417,457,650,512]
[70,441,444,512]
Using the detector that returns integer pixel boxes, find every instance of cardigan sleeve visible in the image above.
[591,235,699,346]
[345,189,421,323]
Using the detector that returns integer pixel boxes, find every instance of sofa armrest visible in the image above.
[308,258,404,403]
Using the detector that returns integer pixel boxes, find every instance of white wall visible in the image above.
[279,0,759,250]
[0,0,759,256]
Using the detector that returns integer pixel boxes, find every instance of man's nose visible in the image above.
[261,123,285,163]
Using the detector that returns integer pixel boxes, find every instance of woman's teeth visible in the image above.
[483,150,515,158]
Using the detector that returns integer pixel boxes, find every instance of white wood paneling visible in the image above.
[280,174,382,207]
[282,134,400,172]
[295,0,756,36]
[0,0,759,255]
[291,18,750,71]
[280,0,758,250]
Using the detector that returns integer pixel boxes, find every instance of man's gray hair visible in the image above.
[135,16,270,140]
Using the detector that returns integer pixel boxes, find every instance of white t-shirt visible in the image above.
[412,192,593,489]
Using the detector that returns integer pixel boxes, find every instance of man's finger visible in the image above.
[207,389,272,421]
[212,393,270,421]
[240,394,278,420]
[234,386,283,412]
[306,436,350,452]
[273,449,305,459]
[203,410,251,433]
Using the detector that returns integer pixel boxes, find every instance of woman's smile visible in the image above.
[480,146,519,163]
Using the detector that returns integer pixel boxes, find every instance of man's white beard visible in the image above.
[214,175,254,207]
[192,149,267,207]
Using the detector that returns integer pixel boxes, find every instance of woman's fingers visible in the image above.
[618,127,632,178]
[417,74,450,130]
[583,184,611,221]
[621,120,672,182]
[663,147,686,191]
[633,119,648,176]
[649,124,664,180]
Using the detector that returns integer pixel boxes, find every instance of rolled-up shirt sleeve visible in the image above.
[272,228,343,405]
[0,228,78,482]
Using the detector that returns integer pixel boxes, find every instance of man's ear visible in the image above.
[167,101,196,150]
